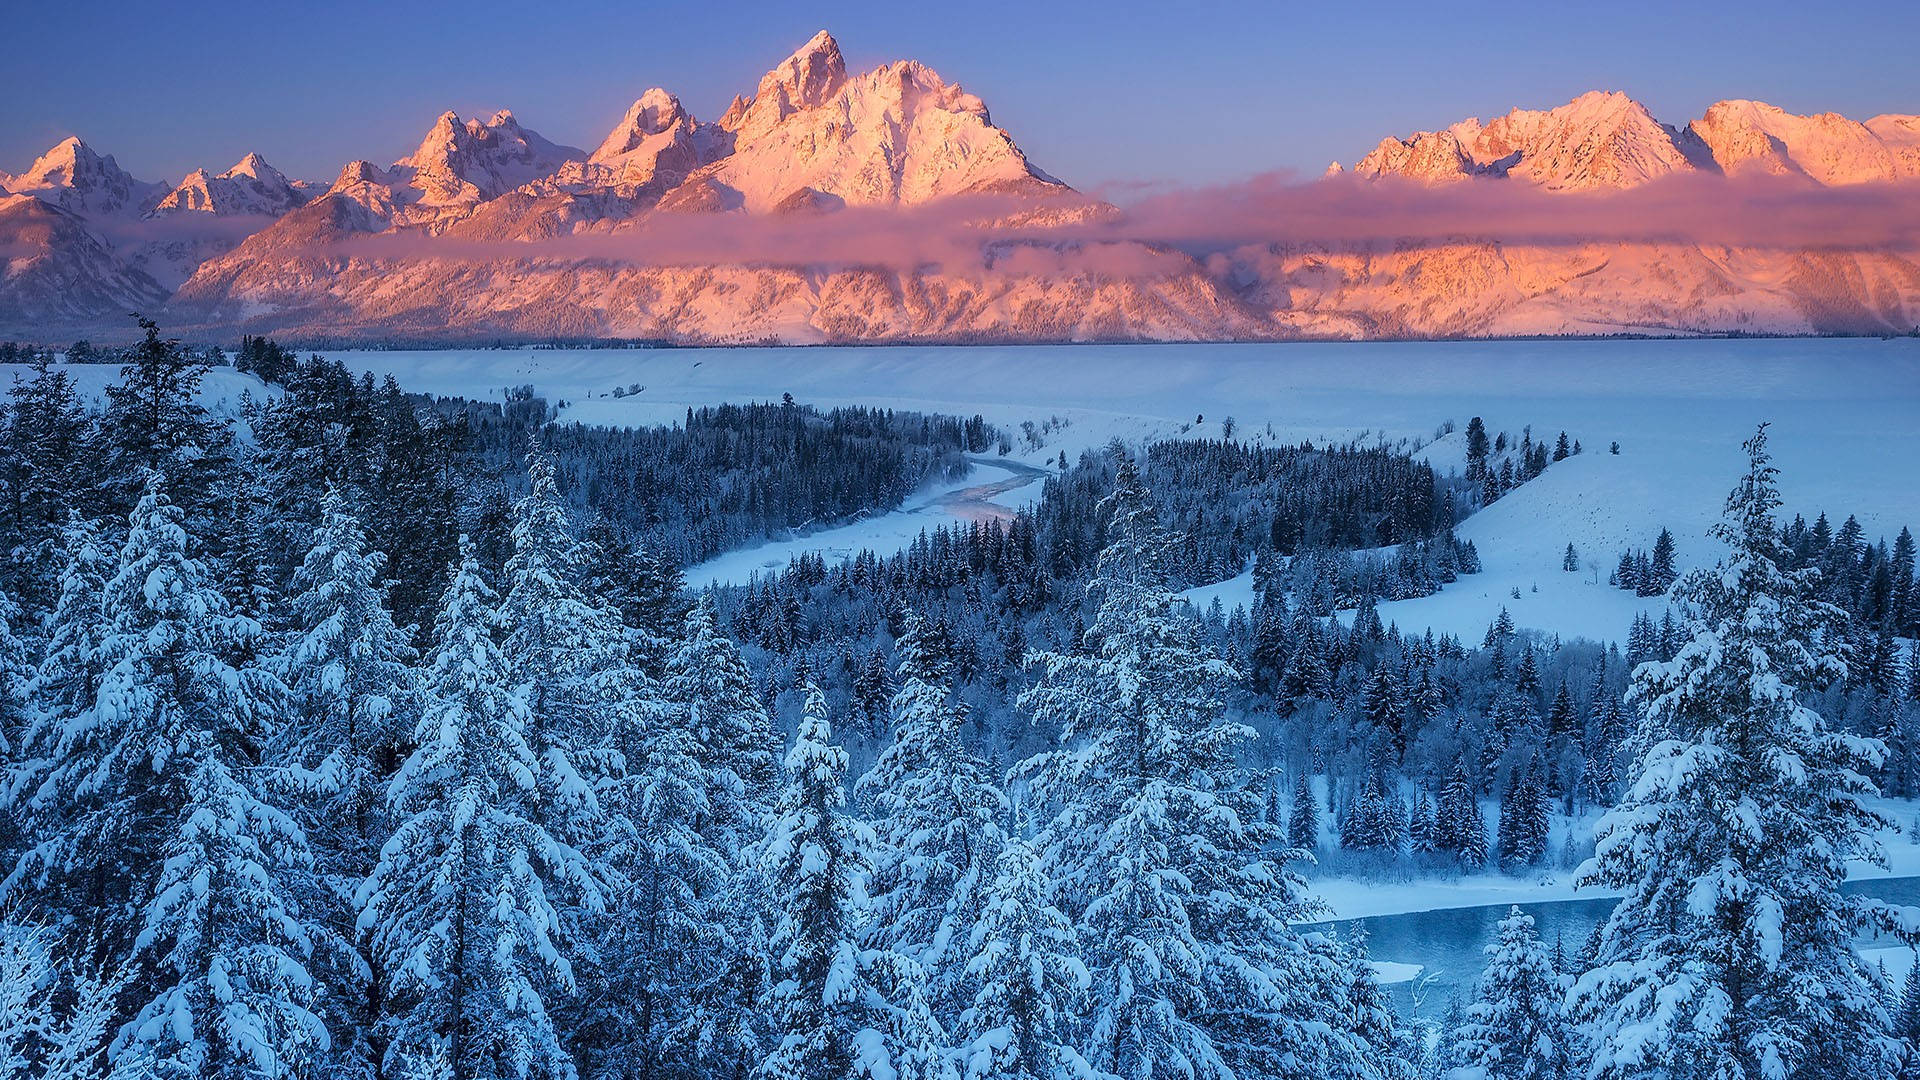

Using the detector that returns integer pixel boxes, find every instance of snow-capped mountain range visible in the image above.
[1346,89,1920,189]
[3,31,1917,342]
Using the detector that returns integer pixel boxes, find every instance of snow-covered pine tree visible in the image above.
[7,513,111,812]
[1496,766,1550,871]
[499,449,643,773]
[854,609,1007,1012]
[1018,451,1375,1080]
[0,354,94,610]
[756,686,877,1080]
[0,589,30,842]
[278,487,420,847]
[954,835,1092,1080]
[1411,791,1438,856]
[9,476,327,1078]
[665,594,779,857]
[359,537,605,1080]
[1436,762,1489,870]
[114,751,332,1078]
[41,950,129,1080]
[99,319,230,517]
[590,709,728,1080]
[276,487,422,1076]
[1290,772,1321,852]
[663,594,780,1077]
[0,920,127,1080]
[1336,927,1415,1080]
[1450,907,1571,1080]
[0,921,50,1077]
[497,450,664,1076]
[1571,425,1905,1080]
[1895,960,1920,1073]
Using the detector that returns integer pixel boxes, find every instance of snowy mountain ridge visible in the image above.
[3,34,1917,341]
[1352,89,1920,189]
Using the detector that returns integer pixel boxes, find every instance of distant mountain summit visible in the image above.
[1350,90,1920,189]
[152,153,311,217]
[3,38,1917,341]
[3,136,169,218]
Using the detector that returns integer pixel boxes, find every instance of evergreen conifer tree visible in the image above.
[1571,427,1902,1079]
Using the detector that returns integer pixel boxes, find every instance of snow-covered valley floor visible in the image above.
[329,338,1920,646]
[685,457,1050,588]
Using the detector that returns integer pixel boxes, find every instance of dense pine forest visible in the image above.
[0,328,1918,1079]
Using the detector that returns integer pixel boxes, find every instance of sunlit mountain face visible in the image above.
[5,30,1917,342]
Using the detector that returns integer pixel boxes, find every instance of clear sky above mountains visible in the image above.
[4,0,1914,191]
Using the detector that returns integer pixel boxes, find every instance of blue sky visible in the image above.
[3,0,1914,191]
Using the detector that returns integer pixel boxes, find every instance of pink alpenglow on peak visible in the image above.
[1351,90,1920,191]
[7,136,168,218]
[152,153,309,217]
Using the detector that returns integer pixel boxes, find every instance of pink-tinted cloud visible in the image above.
[322,171,1920,275]
[1110,171,1920,251]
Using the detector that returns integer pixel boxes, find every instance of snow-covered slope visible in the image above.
[0,194,168,327]
[1690,100,1920,184]
[322,337,1920,647]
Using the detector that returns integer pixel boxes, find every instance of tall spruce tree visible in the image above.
[0,356,95,607]
[662,595,780,1076]
[854,609,1007,1013]
[1018,451,1381,1080]
[1451,908,1572,1080]
[358,538,605,1080]
[276,488,422,1076]
[9,478,324,1077]
[1290,772,1321,853]
[954,835,1092,1080]
[1571,426,1903,1079]
[100,320,228,517]
[756,688,882,1080]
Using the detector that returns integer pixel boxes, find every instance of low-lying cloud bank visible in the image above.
[322,173,1920,275]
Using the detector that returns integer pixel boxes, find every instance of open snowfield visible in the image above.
[331,338,1920,645]
[1,362,270,417]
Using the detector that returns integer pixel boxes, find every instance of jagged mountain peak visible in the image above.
[395,109,584,205]
[1352,90,1696,191]
[152,151,306,217]
[1354,129,1475,184]
[8,135,166,218]
[224,151,280,182]
[723,29,849,141]
[593,89,693,161]
[773,29,846,103]
[1352,91,1920,191]
[330,159,384,192]
[1476,90,1693,190]
[684,33,1067,212]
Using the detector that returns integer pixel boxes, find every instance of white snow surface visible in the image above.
[685,459,1046,588]
[0,361,268,417]
[328,338,1920,646]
